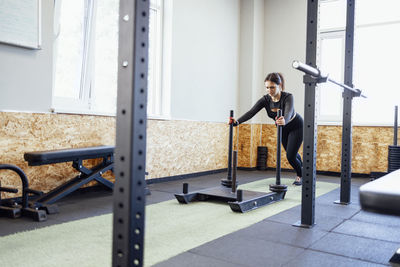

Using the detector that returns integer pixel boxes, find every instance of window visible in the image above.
[53,0,118,115]
[148,0,172,118]
[318,32,345,122]
[91,0,120,114]
[53,0,93,112]
[318,0,400,125]
[53,0,171,117]
[148,0,163,116]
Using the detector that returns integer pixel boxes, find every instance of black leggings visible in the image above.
[282,114,303,177]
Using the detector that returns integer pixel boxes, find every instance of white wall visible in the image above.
[263,0,307,120]
[237,0,266,124]
[0,1,53,112]
[170,0,240,122]
[236,0,307,124]
[0,0,308,124]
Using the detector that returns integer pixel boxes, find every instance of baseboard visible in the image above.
[237,167,258,171]
[146,168,227,184]
[369,171,387,179]
[263,167,371,178]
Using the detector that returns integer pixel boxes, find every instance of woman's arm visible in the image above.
[282,94,295,123]
[236,97,266,125]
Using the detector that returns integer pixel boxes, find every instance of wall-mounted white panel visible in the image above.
[0,0,41,49]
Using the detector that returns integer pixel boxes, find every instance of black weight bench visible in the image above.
[359,169,400,263]
[24,145,115,207]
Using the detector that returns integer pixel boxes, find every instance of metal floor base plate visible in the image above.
[174,186,286,213]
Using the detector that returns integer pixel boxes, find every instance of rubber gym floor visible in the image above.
[0,170,399,267]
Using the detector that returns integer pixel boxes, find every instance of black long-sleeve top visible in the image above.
[237,92,296,125]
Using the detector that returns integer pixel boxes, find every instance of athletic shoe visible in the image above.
[292,179,302,186]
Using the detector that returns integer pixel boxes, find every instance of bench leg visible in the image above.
[94,175,114,190]
[22,207,47,222]
[0,205,21,218]
[33,161,113,205]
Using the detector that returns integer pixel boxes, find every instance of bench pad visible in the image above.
[24,146,115,166]
[359,169,400,216]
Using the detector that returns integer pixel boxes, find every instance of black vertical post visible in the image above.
[232,151,238,193]
[113,0,149,266]
[276,110,282,185]
[222,110,234,187]
[293,0,318,228]
[227,110,234,180]
[336,0,355,205]
[394,106,398,146]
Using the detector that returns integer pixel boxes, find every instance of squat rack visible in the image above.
[293,0,364,228]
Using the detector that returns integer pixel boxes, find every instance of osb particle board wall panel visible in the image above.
[260,124,294,170]
[316,125,342,172]
[316,125,393,173]
[242,123,395,174]
[146,120,228,179]
[236,124,251,167]
[0,112,116,197]
[0,112,230,197]
[352,126,393,173]
[250,124,262,167]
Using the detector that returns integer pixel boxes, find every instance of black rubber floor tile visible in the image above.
[315,187,361,207]
[310,232,400,265]
[56,190,113,205]
[153,252,245,267]
[75,195,113,209]
[351,211,400,228]
[145,190,175,204]
[351,178,371,186]
[0,216,61,237]
[267,207,345,232]
[333,220,400,243]
[232,220,328,248]
[283,249,387,267]
[51,202,110,222]
[236,170,277,183]
[313,201,361,219]
[190,233,305,267]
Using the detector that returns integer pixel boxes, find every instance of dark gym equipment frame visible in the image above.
[24,146,115,206]
[337,0,356,206]
[394,106,398,146]
[221,111,235,187]
[0,164,47,221]
[174,110,287,213]
[293,0,361,227]
[112,0,149,266]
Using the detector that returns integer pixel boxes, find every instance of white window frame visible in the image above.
[148,0,172,119]
[317,30,346,124]
[317,0,346,125]
[52,0,172,118]
[52,0,96,114]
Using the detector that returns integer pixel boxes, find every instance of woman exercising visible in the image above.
[232,73,303,185]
